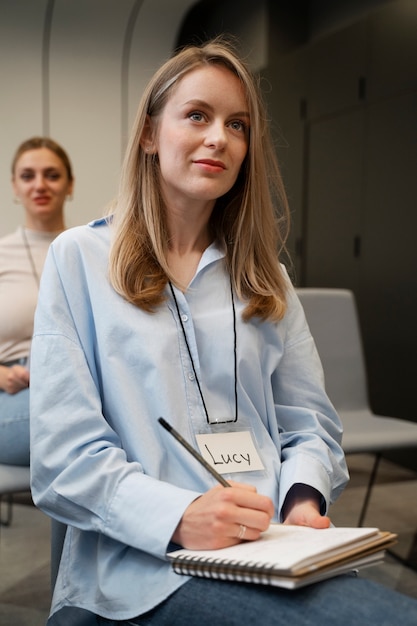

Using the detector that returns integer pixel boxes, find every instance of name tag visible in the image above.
[195,430,265,474]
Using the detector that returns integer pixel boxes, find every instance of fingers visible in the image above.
[217,485,274,538]
[173,484,274,550]
[226,487,275,532]
[237,524,247,540]
[283,502,331,529]
[310,514,331,529]
[6,366,29,394]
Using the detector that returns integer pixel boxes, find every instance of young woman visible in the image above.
[0,137,73,465]
[30,39,417,625]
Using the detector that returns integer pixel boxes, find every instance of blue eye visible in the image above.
[229,120,245,132]
[189,111,204,122]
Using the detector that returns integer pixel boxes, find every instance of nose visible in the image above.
[204,120,227,150]
[34,174,47,190]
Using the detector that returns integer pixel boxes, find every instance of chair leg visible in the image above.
[0,494,14,526]
[358,453,381,527]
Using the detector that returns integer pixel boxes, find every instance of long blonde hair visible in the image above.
[109,37,291,321]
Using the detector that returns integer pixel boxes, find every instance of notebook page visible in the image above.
[168,524,380,573]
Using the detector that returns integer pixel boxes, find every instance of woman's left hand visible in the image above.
[282,484,331,529]
[2,364,30,394]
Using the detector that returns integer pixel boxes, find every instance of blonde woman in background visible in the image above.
[0,137,73,465]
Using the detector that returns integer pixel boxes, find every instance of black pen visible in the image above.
[158,417,231,487]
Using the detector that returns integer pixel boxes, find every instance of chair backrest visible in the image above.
[0,464,31,525]
[296,288,369,411]
[0,464,30,494]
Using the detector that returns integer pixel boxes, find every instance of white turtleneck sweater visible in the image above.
[0,226,58,363]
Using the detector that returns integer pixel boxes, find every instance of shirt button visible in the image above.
[181,314,188,322]
[188,372,195,381]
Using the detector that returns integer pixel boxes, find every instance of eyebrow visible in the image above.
[184,99,250,120]
[19,167,61,173]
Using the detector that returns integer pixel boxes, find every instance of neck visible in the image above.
[167,227,212,289]
[165,192,215,248]
[168,230,212,256]
[167,210,212,254]
[24,217,66,233]
[164,197,215,286]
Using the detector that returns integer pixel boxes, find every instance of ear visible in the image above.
[140,115,157,154]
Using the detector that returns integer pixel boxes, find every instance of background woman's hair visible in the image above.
[109,36,291,321]
[11,136,74,182]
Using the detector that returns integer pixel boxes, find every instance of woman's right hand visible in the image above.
[0,364,30,394]
[171,481,274,550]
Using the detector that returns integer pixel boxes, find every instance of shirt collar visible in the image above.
[197,240,226,272]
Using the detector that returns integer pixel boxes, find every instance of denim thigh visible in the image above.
[96,573,417,626]
[0,387,30,464]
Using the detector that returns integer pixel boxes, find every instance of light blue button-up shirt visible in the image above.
[30,218,348,621]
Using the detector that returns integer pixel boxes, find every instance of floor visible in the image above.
[0,453,417,625]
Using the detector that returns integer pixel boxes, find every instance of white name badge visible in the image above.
[195,430,265,474]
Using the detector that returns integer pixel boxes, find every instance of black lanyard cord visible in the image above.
[169,280,238,424]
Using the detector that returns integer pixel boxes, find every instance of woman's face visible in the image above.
[151,64,250,212]
[12,147,73,228]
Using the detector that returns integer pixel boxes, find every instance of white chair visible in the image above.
[0,463,31,526]
[296,287,417,525]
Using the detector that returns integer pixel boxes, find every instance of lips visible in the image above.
[194,159,226,171]
[33,196,51,205]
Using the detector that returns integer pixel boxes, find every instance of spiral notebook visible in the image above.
[167,524,397,589]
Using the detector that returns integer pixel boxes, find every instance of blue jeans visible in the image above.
[95,574,417,626]
[0,387,30,465]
